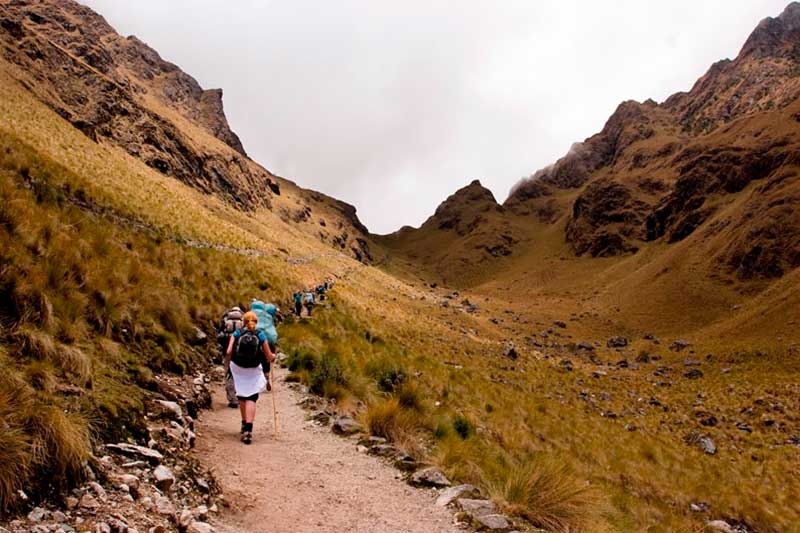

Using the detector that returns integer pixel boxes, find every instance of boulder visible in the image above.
[670,339,692,351]
[178,509,194,529]
[685,431,717,455]
[80,493,101,510]
[27,507,48,522]
[607,336,629,348]
[88,481,107,502]
[474,514,512,531]
[105,443,163,465]
[186,522,214,533]
[503,343,518,360]
[576,341,594,351]
[332,417,363,436]
[684,369,704,380]
[154,400,184,422]
[191,327,208,346]
[457,498,497,516]
[410,467,450,488]
[153,465,175,491]
[706,521,734,533]
[436,484,480,507]
[155,495,175,516]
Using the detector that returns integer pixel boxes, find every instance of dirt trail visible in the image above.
[195,367,460,533]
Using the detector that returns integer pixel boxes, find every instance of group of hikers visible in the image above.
[214,278,334,444]
[291,278,334,317]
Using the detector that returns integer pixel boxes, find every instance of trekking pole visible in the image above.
[270,366,278,437]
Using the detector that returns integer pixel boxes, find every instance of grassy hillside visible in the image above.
[2,6,799,532]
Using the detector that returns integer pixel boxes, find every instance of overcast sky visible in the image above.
[85,0,788,234]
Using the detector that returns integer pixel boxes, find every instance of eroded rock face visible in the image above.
[566,178,649,256]
[0,0,282,212]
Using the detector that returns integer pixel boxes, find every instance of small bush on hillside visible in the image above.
[287,349,317,372]
[365,357,406,392]
[310,352,348,397]
[453,415,474,439]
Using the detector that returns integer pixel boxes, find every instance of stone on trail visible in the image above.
[27,507,48,522]
[457,497,497,516]
[186,522,214,533]
[331,416,363,435]
[474,513,512,531]
[153,465,175,491]
[154,400,184,422]
[410,467,451,488]
[79,493,101,510]
[106,443,164,464]
[178,508,194,529]
[88,481,107,502]
[155,494,176,516]
[436,484,480,507]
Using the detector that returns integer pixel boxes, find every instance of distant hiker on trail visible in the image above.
[303,289,315,316]
[316,283,326,301]
[250,299,281,389]
[226,311,275,444]
[216,306,243,408]
[293,291,303,317]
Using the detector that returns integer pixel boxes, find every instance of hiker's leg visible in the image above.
[238,400,247,421]
[224,363,237,406]
[245,399,257,423]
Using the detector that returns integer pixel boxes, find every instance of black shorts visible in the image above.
[237,393,259,402]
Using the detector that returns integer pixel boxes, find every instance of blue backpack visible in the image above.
[251,300,278,344]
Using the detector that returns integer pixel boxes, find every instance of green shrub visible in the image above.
[453,415,474,439]
[365,357,406,392]
[310,352,348,396]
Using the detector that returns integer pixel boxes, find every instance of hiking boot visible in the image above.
[241,431,252,444]
[228,401,239,408]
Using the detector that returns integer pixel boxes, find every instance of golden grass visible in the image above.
[486,456,604,532]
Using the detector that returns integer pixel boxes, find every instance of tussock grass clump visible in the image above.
[366,398,425,457]
[486,456,602,532]
[0,373,91,512]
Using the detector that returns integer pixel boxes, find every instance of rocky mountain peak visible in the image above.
[739,1,800,59]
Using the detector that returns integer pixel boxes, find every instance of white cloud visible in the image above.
[84,0,789,233]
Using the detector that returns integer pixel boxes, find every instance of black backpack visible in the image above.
[233,329,262,368]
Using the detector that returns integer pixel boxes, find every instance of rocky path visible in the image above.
[194,367,460,533]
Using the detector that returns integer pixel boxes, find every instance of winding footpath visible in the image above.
[195,367,460,533]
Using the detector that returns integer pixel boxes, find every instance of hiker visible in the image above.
[216,306,243,408]
[303,289,315,316]
[315,283,326,301]
[250,299,281,389]
[226,310,275,444]
[293,290,303,317]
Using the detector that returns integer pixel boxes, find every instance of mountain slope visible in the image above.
[0,0,373,261]
[381,3,800,290]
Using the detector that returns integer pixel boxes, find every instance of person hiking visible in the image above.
[303,289,315,316]
[293,291,303,317]
[315,284,326,301]
[216,306,243,408]
[250,299,281,390]
[226,310,275,444]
